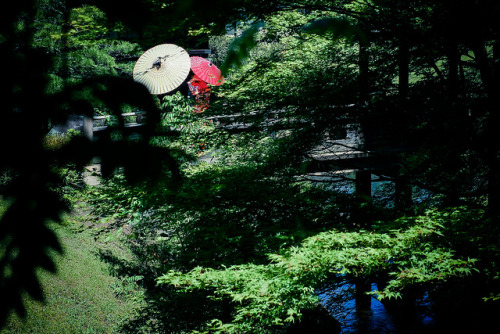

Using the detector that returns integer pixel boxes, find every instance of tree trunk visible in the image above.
[395,35,413,212]
[398,37,409,100]
[359,37,369,103]
[395,174,412,213]
[355,277,372,334]
[447,39,459,99]
[355,170,372,228]
[356,170,371,199]
[473,41,500,221]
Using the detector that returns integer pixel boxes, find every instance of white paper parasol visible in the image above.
[133,44,190,95]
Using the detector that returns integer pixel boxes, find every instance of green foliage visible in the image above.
[79,102,357,332]
[483,293,500,302]
[158,209,479,333]
[220,22,265,74]
[158,92,216,157]
[43,129,81,151]
[4,0,500,332]
[160,264,318,333]
[208,35,233,66]
[34,3,142,88]
[211,10,360,140]
[0,0,176,325]
[110,275,144,299]
[302,16,367,44]
[81,174,151,229]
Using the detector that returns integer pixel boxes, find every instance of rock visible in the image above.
[83,164,101,186]
[49,114,85,135]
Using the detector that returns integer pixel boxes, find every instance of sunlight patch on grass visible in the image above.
[1,223,139,334]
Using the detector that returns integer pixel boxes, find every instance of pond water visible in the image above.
[319,283,435,334]
[314,177,489,333]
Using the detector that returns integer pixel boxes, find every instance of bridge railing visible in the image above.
[83,111,147,139]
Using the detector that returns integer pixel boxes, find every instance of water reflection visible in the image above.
[319,283,435,333]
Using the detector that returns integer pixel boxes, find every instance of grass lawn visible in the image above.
[1,219,140,334]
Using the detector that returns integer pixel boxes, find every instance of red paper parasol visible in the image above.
[190,56,224,86]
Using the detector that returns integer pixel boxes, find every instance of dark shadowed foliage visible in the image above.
[0,0,182,325]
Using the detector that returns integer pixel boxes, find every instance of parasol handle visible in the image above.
[153,57,162,69]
